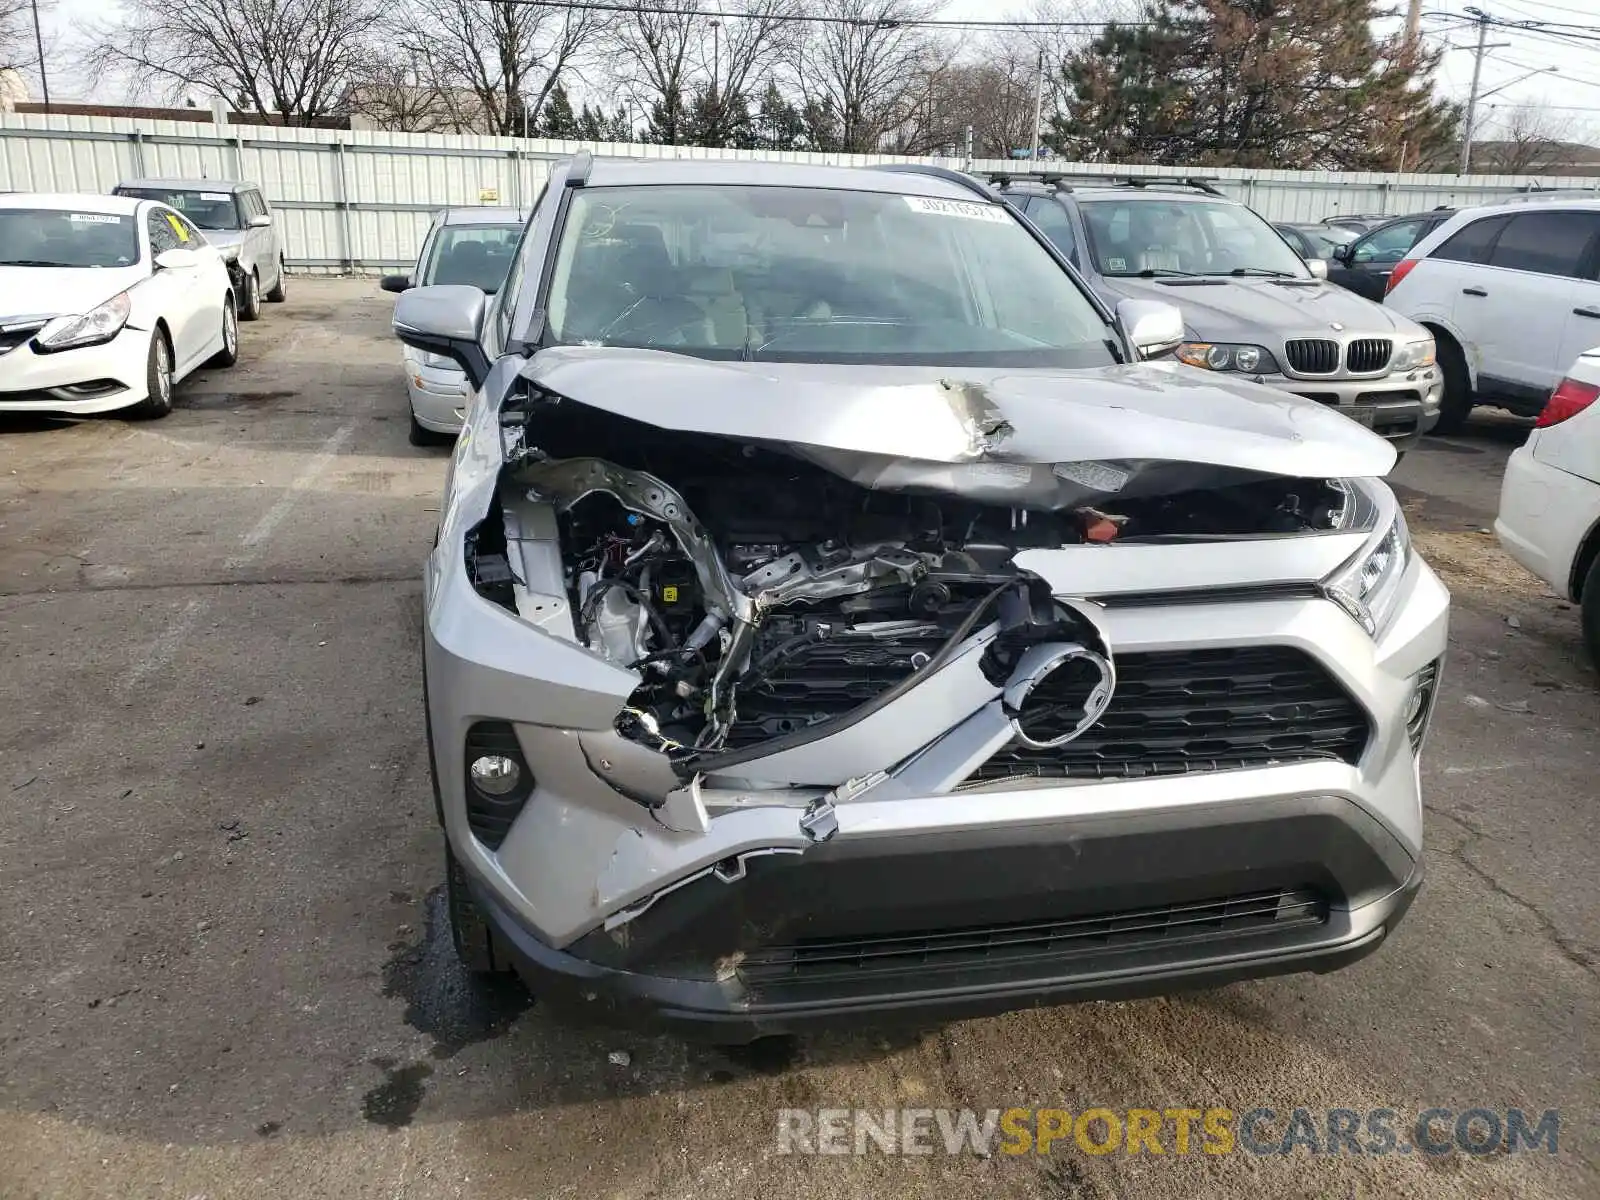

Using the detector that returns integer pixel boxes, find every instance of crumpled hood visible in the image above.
[0,265,145,321]
[1099,276,1426,342]
[521,347,1396,495]
[203,230,245,250]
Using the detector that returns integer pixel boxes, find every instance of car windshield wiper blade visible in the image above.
[0,258,78,267]
[1221,267,1300,278]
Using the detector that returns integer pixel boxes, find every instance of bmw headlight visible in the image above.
[1175,342,1280,374]
[1326,508,1412,636]
[1392,337,1436,371]
[33,291,132,353]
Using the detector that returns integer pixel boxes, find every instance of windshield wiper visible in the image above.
[0,259,78,267]
[1221,267,1300,278]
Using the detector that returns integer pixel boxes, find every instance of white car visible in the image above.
[0,193,238,419]
[1383,198,1600,433]
[1495,348,1600,668]
[380,206,525,445]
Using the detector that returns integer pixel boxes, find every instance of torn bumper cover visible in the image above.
[423,349,1447,1038]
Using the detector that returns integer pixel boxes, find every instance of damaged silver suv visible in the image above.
[399,155,1448,1040]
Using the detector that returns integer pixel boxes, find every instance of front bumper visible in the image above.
[1494,439,1600,600]
[427,532,1450,1036]
[470,798,1423,1041]
[405,356,468,432]
[1262,367,1442,449]
[0,325,151,415]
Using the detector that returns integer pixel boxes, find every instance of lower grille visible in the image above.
[1354,390,1420,405]
[1295,392,1341,405]
[1285,338,1339,375]
[740,887,1328,984]
[968,645,1368,782]
[1346,338,1393,374]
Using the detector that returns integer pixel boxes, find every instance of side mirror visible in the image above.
[1115,298,1185,359]
[154,248,200,271]
[393,284,489,389]
[1307,258,1329,280]
[380,274,412,294]
[248,213,272,229]
[1331,244,1351,264]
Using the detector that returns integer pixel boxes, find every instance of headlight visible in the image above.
[33,292,132,353]
[1175,342,1280,374]
[219,245,241,262]
[1392,337,1436,371]
[1325,508,1412,636]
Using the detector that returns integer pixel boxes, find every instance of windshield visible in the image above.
[1080,198,1308,278]
[0,208,140,268]
[118,188,241,231]
[544,185,1116,366]
[423,223,523,292]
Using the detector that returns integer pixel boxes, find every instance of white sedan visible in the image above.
[0,193,238,419]
[1495,347,1600,668]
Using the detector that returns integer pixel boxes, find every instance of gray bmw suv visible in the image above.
[397,156,1446,1040]
[997,175,1442,450]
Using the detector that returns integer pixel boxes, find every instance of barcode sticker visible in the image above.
[200,192,231,201]
[903,195,1010,224]
[68,213,122,224]
[1054,461,1131,492]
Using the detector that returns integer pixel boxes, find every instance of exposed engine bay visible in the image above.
[468,398,1359,772]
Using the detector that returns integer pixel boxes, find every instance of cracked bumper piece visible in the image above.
[467,795,1422,1041]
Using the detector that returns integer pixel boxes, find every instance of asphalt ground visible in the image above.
[1,278,1595,1199]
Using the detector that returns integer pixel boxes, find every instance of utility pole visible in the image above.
[1029,49,1045,161]
[1396,0,1423,171]
[30,0,50,113]
[1460,10,1489,175]
[711,21,721,99]
[1404,0,1423,46]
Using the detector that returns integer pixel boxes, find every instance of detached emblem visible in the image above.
[1330,322,1345,332]
[1001,642,1117,750]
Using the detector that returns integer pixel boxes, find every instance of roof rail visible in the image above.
[873,162,1004,202]
[987,170,1226,197]
[565,149,593,188]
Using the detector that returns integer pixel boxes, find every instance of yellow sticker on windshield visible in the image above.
[165,213,190,242]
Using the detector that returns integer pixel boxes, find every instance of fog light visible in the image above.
[470,754,521,795]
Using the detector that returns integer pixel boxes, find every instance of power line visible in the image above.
[471,0,1149,28]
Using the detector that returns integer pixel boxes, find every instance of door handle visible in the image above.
[1462,286,1488,297]
[1574,306,1600,319]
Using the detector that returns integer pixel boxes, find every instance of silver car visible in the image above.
[995,176,1443,451]
[382,207,525,444]
[113,179,286,320]
[398,156,1448,1040]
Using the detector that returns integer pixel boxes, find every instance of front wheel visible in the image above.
[1431,338,1473,436]
[208,294,239,368]
[447,847,511,976]
[125,331,174,419]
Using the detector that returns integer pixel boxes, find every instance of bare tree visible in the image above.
[788,0,940,153]
[83,0,379,124]
[341,53,458,132]
[3,0,52,88]
[608,0,797,145]
[391,0,608,136]
[1479,102,1590,175]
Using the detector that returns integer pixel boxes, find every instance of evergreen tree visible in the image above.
[538,82,581,139]
[643,84,687,144]
[753,81,808,151]
[1055,0,1458,170]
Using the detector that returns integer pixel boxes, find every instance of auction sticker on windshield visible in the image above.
[69,213,122,224]
[904,196,1010,223]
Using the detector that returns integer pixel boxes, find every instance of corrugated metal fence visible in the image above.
[4,112,1596,272]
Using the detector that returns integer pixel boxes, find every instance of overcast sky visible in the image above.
[30,0,1600,141]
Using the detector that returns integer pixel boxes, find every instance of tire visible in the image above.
[1582,553,1600,676]
[410,411,451,446]
[265,259,287,303]
[447,847,510,975]
[207,294,239,368]
[1431,336,1473,436]
[240,269,262,321]
[125,330,174,419]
